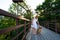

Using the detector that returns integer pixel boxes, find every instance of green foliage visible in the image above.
[0,16,16,40]
[9,2,31,20]
[0,17,16,29]
[36,0,60,21]
[36,0,60,30]
[8,3,17,14]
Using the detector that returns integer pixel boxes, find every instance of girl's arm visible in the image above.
[36,18,40,25]
[36,21,40,25]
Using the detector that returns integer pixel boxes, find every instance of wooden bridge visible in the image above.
[0,9,60,40]
[26,27,60,40]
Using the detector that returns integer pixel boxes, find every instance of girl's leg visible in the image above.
[31,27,37,34]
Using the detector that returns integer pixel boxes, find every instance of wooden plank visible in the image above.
[11,30,24,40]
[0,9,18,18]
[41,27,60,40]
[22,32,27,40]
[27,27,60,40]
[11,26,29,40]
[0,23,29,34]
[0,9,30,21]
[0,24,24,34]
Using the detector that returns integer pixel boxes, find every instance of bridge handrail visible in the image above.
[0,9,31,40]
[0,9,30,21]
[0,23,29,34]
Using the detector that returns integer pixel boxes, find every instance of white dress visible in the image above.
[31,17,38,30]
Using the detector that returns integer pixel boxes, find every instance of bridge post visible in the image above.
[28,21,31,31]
[24,21,26,34]
[55,22,58,33]
[16,19,19,40]
[23,21,26,40]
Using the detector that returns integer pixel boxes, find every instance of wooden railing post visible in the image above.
[24,21,26,34]
[16,19,19,40]
[22,21,26,40]
[28,21,31,31]
[55,22,58,33]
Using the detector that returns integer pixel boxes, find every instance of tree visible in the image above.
[36,0,60,21]
[8,2,32,20]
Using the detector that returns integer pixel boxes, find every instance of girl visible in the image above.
[31,14,39,34]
